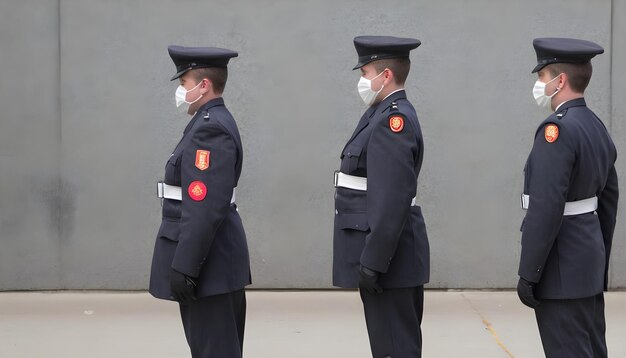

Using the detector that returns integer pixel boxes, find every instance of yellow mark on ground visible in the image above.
[461,293,515,358]
[482,317,515,358]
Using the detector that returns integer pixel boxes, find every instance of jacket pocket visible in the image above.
[157,218,180,242]
[335,212,369,232]
[341,145,363,173]
[164,155,181,184]
[165,154,180,168]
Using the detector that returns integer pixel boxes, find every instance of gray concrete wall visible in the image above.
[0,0,624,290]
[0,1,63,289]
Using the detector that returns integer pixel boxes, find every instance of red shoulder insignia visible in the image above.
[195,150,210,170]
[544,124,559,143]
[389,116,404,133]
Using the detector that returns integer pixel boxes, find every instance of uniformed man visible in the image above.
[333,36,430,358]
[518,38,619,358]
[149,46,251,358]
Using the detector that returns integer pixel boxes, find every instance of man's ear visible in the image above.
[383,68,394,86]
[200,78,213,94]
[558,72,567,90]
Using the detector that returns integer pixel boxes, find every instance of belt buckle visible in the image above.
[334,171,340,188]
[520,194,530,210]
[157,182,164,198]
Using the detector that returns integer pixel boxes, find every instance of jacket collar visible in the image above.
[371,89,407,117]
[556,97,586,113]
[183,97,225,135]
[343,90,408,150]
[198,97,225,112]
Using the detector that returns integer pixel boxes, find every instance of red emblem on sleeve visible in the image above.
[389,116,404,133]
[545,125,559,143]
[195,150,210,170]
[188,181,207,201]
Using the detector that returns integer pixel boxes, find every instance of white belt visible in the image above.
[521,194,597,216]
[335,171,368,191]
[157,182,236,204]
[334,171,417,206]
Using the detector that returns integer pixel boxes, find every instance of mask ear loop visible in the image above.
[186,80,205,105]
[373,68,389,81]
[372,68,389,94]
[546,73,563,97]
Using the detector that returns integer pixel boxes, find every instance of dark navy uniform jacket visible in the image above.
[150,98,251,300]
[333,90,430,289]
[520,98,618,299]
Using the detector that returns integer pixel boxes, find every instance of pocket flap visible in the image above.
[335,212,369,231]
[167,155,180,166]
[341,145,363,159]
[157,219,180,242]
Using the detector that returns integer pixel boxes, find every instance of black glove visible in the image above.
[359,265,383,294]
[517,277,540,309]
[170,269,197,305]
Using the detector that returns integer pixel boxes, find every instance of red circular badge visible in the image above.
[188,181,207,201]
[545,124,559,143]
[389,116,404,133]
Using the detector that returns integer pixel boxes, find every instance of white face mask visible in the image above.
[532,74,562,110]
[357,70,386,106]
[175,81,203,111]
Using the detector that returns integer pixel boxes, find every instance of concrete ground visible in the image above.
[1,291,625,358]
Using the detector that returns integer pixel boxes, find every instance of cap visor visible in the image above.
[352,61,370,70]
[531,64,545,74]
[170,68,190,81]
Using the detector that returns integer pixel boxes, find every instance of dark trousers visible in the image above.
[360,286,424,358]
[179,289,246,358]
[535,293,607,358]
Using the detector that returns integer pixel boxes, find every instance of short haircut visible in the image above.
[372,57,411,85]
[547,62,592,93]
[190,67,228,94]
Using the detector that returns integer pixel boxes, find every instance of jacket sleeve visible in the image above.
[171,122,237,277]
[361,114,418,273]
[597,164,619,290]
[519,122,575,282]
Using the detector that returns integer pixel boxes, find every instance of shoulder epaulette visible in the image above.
[555,108,568,119]
[383,101,400,114]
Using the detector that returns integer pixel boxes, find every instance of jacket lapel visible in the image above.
[342,106,376,154]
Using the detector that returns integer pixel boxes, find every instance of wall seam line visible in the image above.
[57,0,64,288]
